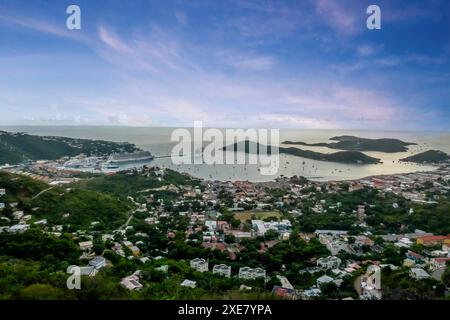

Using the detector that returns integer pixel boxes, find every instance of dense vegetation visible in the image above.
[0,171,131,230]
[0,131,138,165]
[78,168,200,198]
[381,266,446,299]
[283,135,415,153]
[291,185,450,235]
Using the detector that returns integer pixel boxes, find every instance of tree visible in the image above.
[19,284,65,300]
[224,234,235,244]
[264,229,279,241]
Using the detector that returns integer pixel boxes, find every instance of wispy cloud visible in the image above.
[0,13,91,44]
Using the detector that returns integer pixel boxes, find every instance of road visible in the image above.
[32,186,54,200]
[118,196,140,231]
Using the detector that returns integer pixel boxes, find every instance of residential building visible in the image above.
[190,258,208,273]
[406,251,424,262]
[417,235,450,246]
[121,273,143,291]
[8,224,29,233]
[430,257,450,271]
[89,256,107,269]
[238,267,266,280]
[301,287,322,299]
[272,286,298,300]
[276,275,294,290]
[410,268,431,280]
[180,279,196,288]
[155,265,169,273]
[79,241,93,251]
[251,219,292,236]
[13,211,24,220]
[314,230,348,236]
[316,275,334,286]
[130,246,140,256]
[317,256,341,270]
[80,266,98,277]
[212,264,231,278]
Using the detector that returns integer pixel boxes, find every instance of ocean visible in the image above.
[1,126,449,182]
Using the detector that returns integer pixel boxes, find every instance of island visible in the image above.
[0,130,139,165]
[283,135,416,153]
[223,140,381,164]
[400,150,450,164]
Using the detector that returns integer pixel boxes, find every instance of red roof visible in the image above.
[418,235,449,243]
[228,251,237,260]
[433,257,450,263]
[215,243,225,252]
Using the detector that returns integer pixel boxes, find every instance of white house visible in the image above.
[238,267,266,280]
[13,211,24,220]
[316,275,334,286]
[205,220,217,232]
[0,188,5,196]
[317,256,341,270]
[79,240,93,251]
[80,266,98,277]
[181,279,197,288]
[89,256,107,269]
[410,268,430,280]
[190,258,209,273]
[212,264,231,278]
[8,224,29,233]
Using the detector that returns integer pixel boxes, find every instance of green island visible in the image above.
[283,135,415,153]
[0,130,138,165]
[400,150,450,164]
[224,140,381,164]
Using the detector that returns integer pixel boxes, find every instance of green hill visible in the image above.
[400,150,450,164]
[223,140,381,164]
[78,168,200,197]
[0,171,131,230]
[0,131,138,165]
[283,135,415,153]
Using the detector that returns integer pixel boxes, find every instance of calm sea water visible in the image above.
[2,126,449,182]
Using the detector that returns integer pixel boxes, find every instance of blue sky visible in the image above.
[0,0,449,130]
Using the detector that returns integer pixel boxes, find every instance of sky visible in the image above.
[0,0,449,130]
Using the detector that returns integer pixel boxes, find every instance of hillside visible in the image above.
[283,135,415,153]
[0,171,131,230]
[223,140,381,164]
[0,131,138,165]
[77,168,201,197]
[400,150,450,164]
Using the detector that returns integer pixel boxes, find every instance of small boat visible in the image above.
[104,164,119,169]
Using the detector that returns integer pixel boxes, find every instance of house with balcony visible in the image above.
[238,267,266,280]
[190,258,209,273]
[212,264,231,278]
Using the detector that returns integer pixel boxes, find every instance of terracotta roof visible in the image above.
[418,235,449,242]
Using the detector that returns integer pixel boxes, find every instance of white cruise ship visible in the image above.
[106,150,154,165]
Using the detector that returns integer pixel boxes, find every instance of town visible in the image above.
[0,160,449,300]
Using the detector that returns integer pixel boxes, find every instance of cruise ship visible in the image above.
[106,150,154,165]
